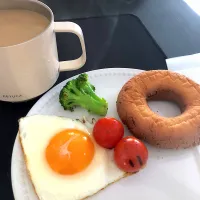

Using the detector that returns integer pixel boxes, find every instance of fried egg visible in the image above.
[19,115,128,200]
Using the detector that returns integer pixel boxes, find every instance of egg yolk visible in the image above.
[45,129,95,175]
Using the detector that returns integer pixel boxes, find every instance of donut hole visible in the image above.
[147,100,181,117]
[147,89,184,117]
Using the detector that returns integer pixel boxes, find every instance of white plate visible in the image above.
[11,68,200,200]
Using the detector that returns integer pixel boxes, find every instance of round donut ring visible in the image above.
[116,70,200,149]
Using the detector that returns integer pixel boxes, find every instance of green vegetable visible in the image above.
[59,73,108,116]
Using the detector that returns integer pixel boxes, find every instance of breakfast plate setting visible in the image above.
[11,68,200,200]
[1,0,200,200]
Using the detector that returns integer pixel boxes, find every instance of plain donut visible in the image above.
[116,70,200,149]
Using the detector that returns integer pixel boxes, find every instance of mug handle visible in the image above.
[54,22,86,71]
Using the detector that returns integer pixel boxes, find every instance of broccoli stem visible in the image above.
[78,95,108,116]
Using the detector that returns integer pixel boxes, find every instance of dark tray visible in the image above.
[57,14,167,82]
[0,14,167,200]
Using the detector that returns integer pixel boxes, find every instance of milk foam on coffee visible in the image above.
[0,9,49,47]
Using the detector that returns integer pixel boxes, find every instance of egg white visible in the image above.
[19,115,126,200]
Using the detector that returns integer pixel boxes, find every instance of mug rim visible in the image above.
[0,0,54,49]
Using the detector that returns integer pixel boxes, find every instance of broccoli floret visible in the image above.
[59,73,108,116]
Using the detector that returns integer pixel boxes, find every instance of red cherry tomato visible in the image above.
[114,136,148,173]
[93,117,124,149]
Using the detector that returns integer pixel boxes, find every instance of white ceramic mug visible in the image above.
[0,0,86,102]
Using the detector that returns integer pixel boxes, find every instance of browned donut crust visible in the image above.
[116,70,200,149]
